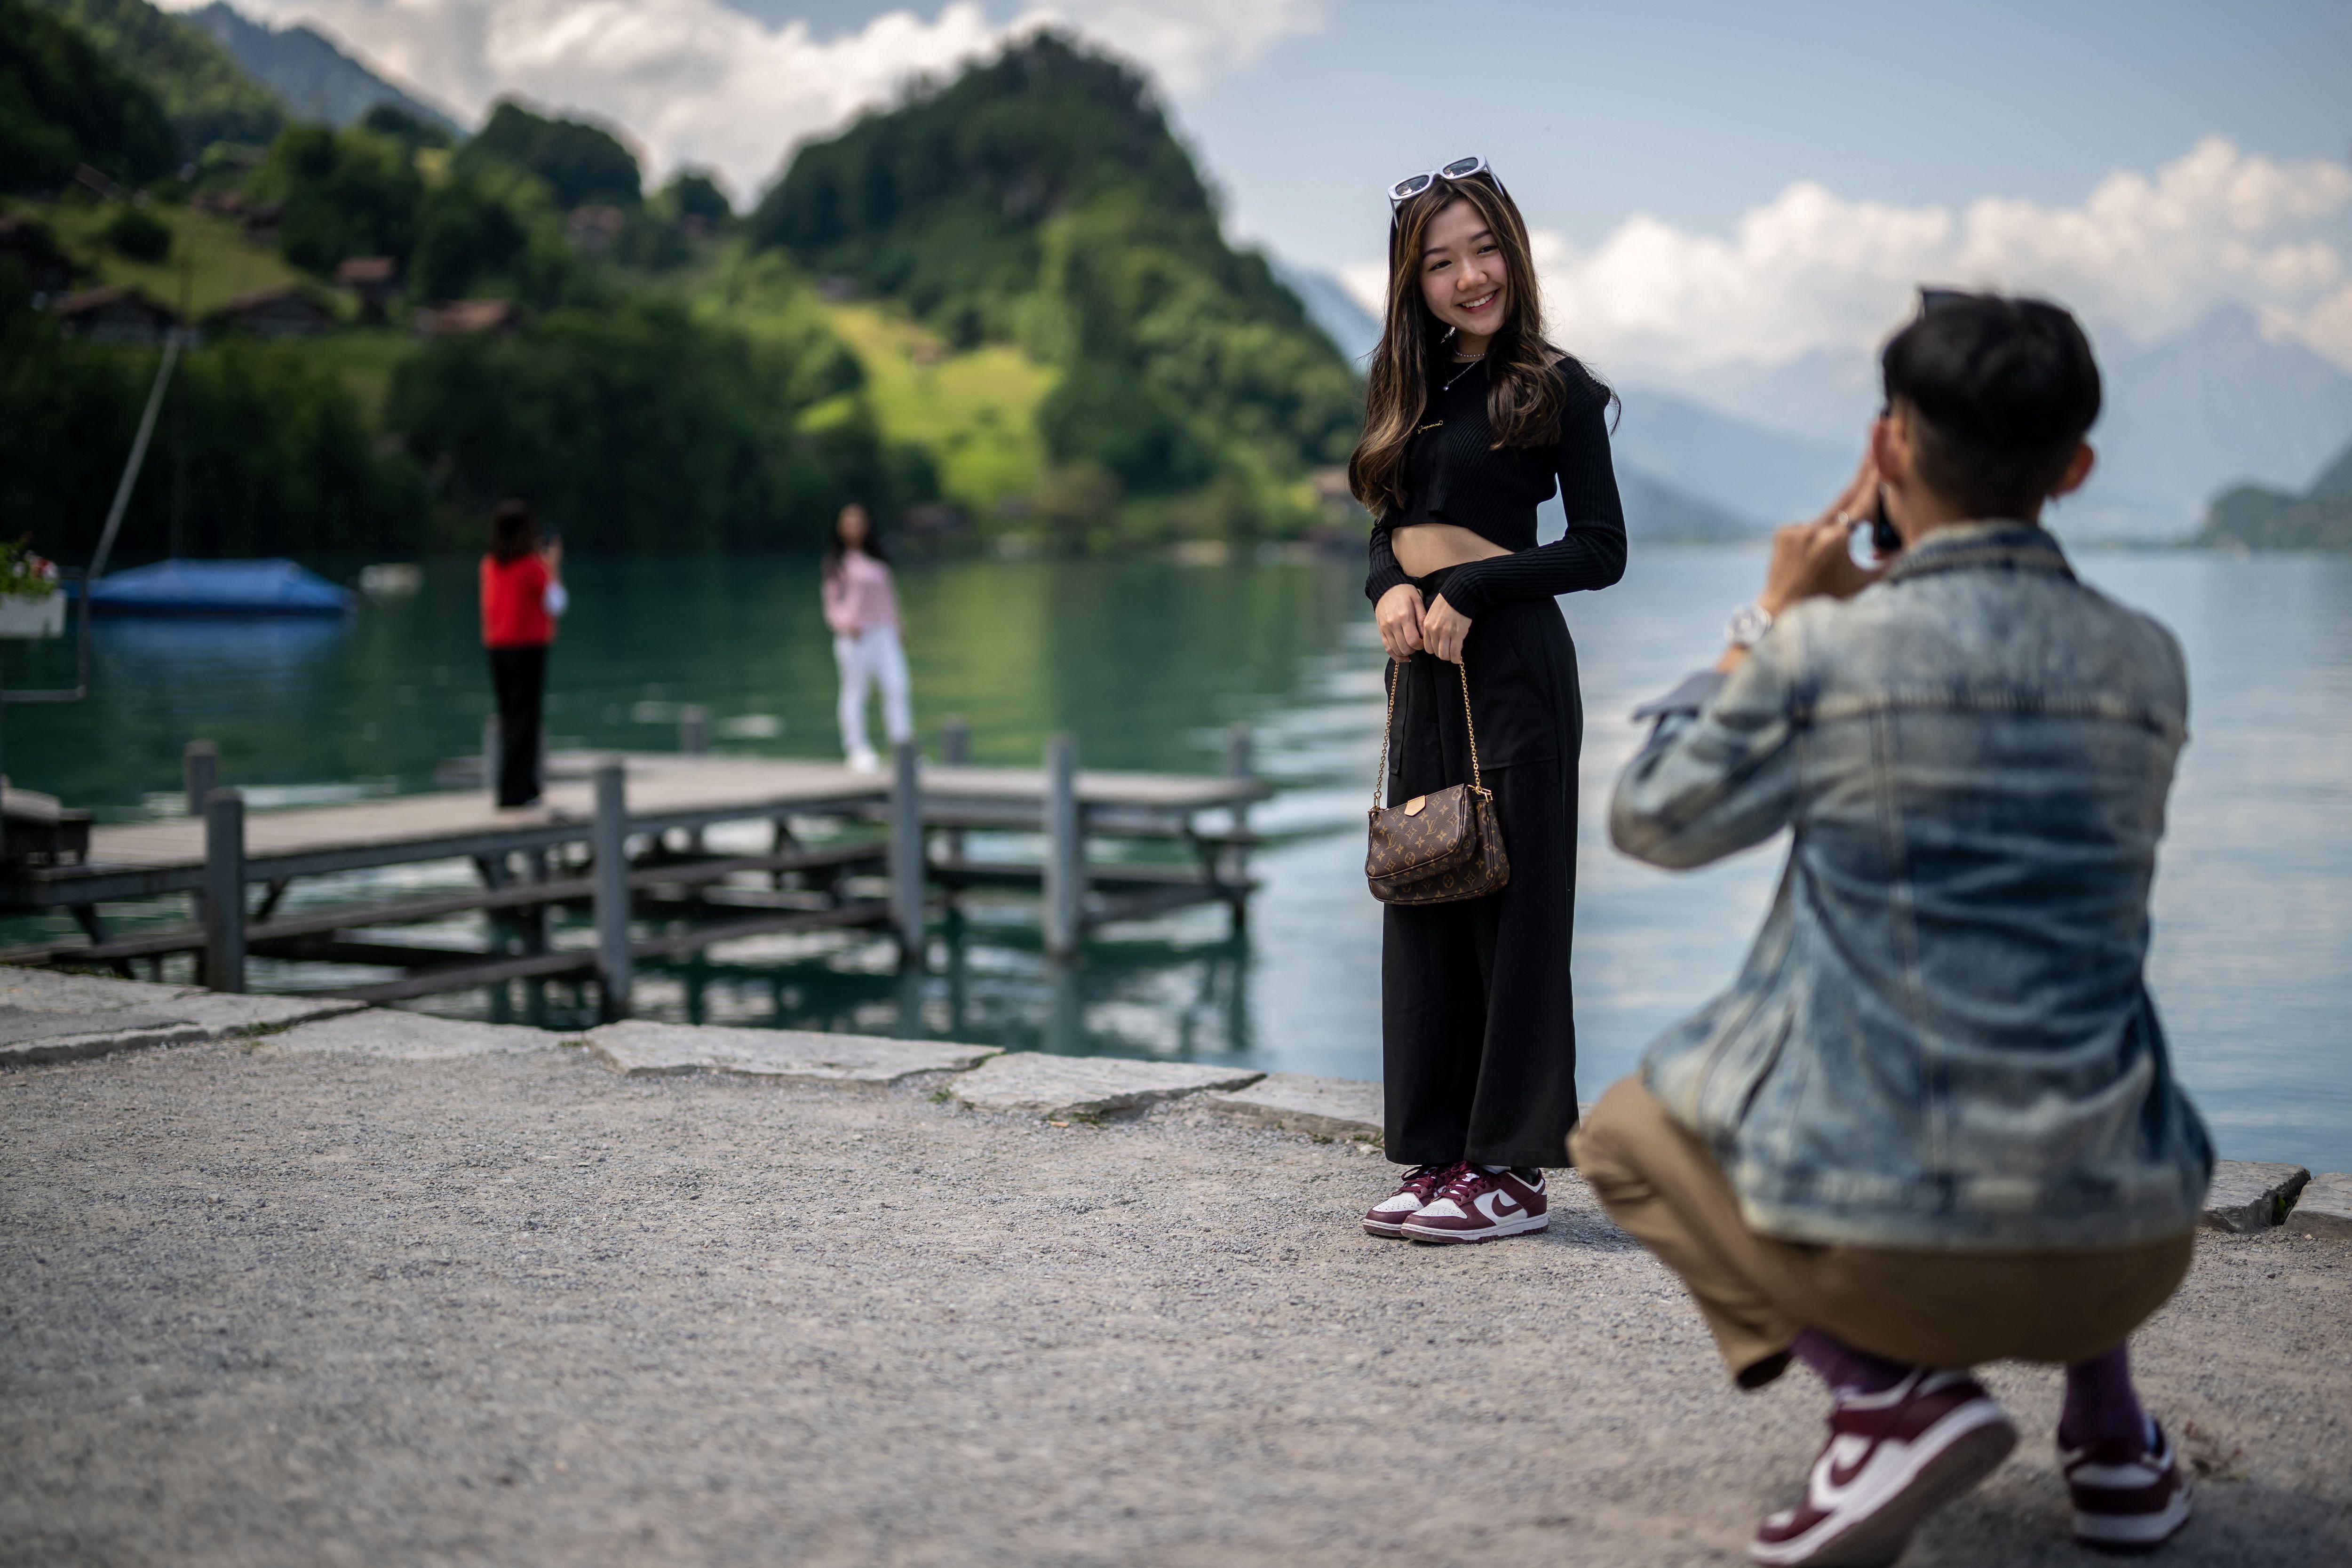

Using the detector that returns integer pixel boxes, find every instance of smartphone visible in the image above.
[1866,487,1900,557]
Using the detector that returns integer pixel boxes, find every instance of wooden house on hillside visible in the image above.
[567,205,626,259]
[413,299,521,338]
[207,285,339,340]
[49,286,178,344]
[334,255,400,321]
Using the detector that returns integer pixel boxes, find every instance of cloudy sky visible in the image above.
[169,0,2352,397]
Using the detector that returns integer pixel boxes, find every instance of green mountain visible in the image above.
[2198,436,2352,550]
[39,0,281,150]
[750,33,1358,533]
[1,0,176,189]
[183,2,459,137]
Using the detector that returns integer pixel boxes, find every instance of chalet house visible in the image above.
[413,298,521,337]
[566,205,626,259]
[335,255,400,321]
[208,285,339,340]
[49,286,178,345]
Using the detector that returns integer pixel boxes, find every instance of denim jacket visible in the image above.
[1610,523,2213,1251]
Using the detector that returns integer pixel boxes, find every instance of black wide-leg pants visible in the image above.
[488,644,548,808]
[1381,569,1583,1169]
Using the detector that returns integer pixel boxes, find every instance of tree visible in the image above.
[261,121,421,273]
[456,100,641,210]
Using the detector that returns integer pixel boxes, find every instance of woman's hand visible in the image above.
[1422,594,1472,664]
[1375,583,1426,661]
[539,537,564,577]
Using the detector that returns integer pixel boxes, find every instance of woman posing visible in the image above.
[821,502,914,772]
[1351,158,1628,1243]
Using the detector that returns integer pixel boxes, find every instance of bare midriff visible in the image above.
[1391,522,1509,580]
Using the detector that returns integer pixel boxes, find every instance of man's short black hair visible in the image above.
[1880,290,2102,521]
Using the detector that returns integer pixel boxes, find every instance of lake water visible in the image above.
[10,545,2350,1172]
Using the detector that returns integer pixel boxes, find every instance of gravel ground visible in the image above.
[4,1037,2348,1568]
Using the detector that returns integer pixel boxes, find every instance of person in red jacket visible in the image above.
[479,500,567,808]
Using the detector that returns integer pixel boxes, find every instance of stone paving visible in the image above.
[4,971,2350,1567]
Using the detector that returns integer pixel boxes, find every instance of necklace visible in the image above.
[1442,353,1484,394]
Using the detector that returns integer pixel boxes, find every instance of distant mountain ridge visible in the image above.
[184,2,460,135]
[2198,434,2352,550]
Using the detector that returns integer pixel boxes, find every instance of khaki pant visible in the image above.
[1567,1077,2194,1388]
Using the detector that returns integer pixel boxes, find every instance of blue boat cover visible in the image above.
[88,559,356,617]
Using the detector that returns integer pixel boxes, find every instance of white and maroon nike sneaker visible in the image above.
[2062,1419,2192,1551]
[1751,1369,2017,1567]
[1362,1162,1460,1237]
[1397,1164,1548,1243]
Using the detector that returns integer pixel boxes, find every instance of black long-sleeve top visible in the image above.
[1365,355,1628,619]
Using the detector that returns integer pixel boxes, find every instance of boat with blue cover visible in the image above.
[86,559,356,617]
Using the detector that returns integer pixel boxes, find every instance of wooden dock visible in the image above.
[0,737,1271,1014]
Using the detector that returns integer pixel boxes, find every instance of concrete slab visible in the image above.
[2201,1159,2312,1233]
[1199,1073,1382,1141]
[0,967,194,1013]
[0,1006,205,1066]
[586,1019,1000,1085]
[260,1009,571,1062]
[2284,1171,2352,1241]
[0,966,363,1041]
[948,1051,1262,1119]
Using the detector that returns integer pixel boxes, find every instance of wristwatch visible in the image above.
[1724,601,1776,649]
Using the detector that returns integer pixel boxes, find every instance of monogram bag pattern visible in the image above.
[1365,656,1510,904]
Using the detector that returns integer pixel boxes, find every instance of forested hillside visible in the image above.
[1,0,176,188]
[2199,437,2352,550]
[753,34,1360,539]
[5,17,1360,564]
[39,0,280,149]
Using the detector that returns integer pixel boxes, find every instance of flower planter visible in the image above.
[0,592,63,639]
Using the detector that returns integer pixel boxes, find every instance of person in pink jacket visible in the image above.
[820,503,913,772]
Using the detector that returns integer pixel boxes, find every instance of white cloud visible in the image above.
[164,0,1327,200]
[1342,139,2352,382]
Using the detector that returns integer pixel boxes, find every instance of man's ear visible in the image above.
[1871,408,1910,491]
[2051,441,2096,499]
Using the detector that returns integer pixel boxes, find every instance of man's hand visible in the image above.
[1759,452,1885,615]
[1718,453,1885,672]
[1375,582,1426,661]
[1422,594,1471,664]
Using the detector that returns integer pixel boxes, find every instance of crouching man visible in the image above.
[1572,291,2213,1566]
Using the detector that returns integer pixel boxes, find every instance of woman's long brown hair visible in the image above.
[1347,172,1582,517]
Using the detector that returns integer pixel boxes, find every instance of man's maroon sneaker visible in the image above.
[2061,1419,2192,1551]
[1750,1369,2017,1567]
[1398,1164,1548,1242]
[1362,1162,1459,1237]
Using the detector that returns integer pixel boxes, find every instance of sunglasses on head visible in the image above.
[1388,155,1506,208]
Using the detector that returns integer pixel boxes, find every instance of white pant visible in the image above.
[834,625,912,762]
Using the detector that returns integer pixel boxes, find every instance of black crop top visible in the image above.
[1365,355,1628,620]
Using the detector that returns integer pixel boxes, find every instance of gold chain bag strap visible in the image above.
[1365,655,1510,904]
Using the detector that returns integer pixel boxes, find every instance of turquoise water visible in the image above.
[8,546,2349,1172]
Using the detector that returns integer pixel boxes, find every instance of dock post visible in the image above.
[890,740,926,966]
[481,715,501,802]
[1224,723,1254,923]
[202,788,246,993]
[1043,734,1082,958]
[680,705,709,756]
[183,740,217,819]
[593,762,633,1020]
[940,716,969,869]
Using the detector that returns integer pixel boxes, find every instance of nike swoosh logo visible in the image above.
[1818,1434,1879,1500]
[1477,1191,1523,1219]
